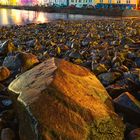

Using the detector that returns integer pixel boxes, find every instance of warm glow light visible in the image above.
[35,12,48,23]
[20,10,35,23]
[11,9,22,24]
[0,9,8,25]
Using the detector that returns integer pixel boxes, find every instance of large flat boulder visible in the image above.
[8,58,125,140]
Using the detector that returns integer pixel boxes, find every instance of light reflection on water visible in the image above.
[0,8,138,26]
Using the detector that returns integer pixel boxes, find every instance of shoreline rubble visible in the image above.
[0,18,140,139]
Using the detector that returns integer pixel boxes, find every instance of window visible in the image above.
[126,0,130,3]
[117,0,121,3]
[100,0,103,3]
[71,0,74,2]
[79,0,81,2]
[108,0,112,3]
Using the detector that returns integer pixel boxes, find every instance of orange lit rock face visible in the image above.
[9,58,125,140]
[17,52,39,71]
[0,66,10,81]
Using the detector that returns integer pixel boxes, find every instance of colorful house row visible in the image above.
[95,0,138,4]
[0,0,47,6]
[0,0,68,6]
[0,0,139,9]
[95,0,139,8]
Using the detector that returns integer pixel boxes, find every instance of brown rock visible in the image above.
[114,92,140,125]
[1,128,15,140]
[125,123,137,138]
[0,66,10,82]
[17,52,39,71]
[98,72,121,86]
[0,110,15,122]
[0,83,6,92]
[0,41,16,56]
[0,118,5,132]
[9,58,125,140]
[7,42,16,53]
[128,128,140,140]
[106,84,126,99]
[92,64,108,75]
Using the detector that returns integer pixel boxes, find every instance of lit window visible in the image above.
[126,0,130,3]
[117,0,121,3]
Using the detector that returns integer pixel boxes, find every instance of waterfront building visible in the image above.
[20,0,38,6]
[42,0,49,5]
[95,0,115,4]
[69,0,95,7]
[0,0,9,5]
[0,0,139,9]
[9,0,17,5]
[95,0,139,9]
[47,0,68,6]
[20,0,30,6]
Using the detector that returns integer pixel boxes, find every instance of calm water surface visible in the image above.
[0,8,127,26]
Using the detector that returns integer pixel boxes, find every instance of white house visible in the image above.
[46,0,68,6]
[69,0,95,6]
[0,0,9,5]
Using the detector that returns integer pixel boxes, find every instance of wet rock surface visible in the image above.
[0,18,139,139]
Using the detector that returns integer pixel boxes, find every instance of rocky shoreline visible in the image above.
[0,18,140,139]
[0,5,140,17]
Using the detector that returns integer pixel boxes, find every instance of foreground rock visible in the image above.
[9,58,125,140]
[114,92,140,125]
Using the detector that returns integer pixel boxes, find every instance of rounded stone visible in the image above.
[0,66,10,82]
[1,128,15,140]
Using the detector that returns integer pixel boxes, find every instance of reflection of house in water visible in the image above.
[20,10,36,23]
[0,9,9,25]
[20,11,48,23]
[11,9,22,23]
[35,12,48,23]
[0,8,49,25]
[0,8,22,25]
